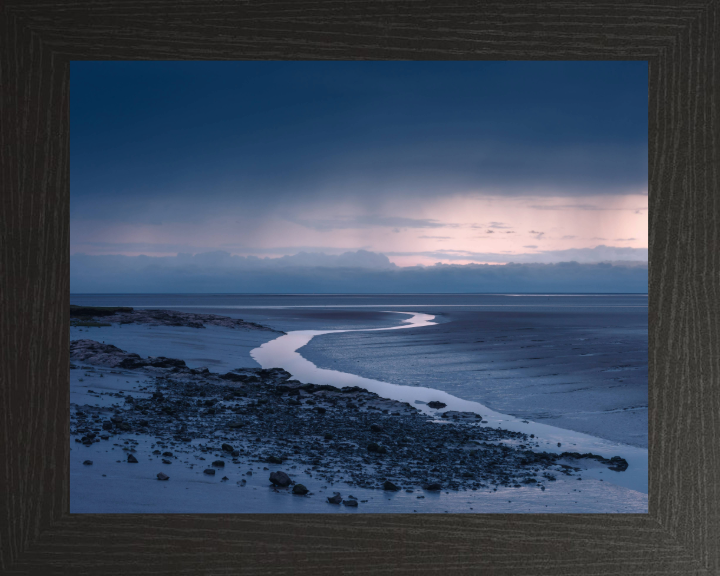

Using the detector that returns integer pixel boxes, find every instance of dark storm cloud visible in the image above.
[71,61,648,224]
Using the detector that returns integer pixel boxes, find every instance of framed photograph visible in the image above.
[2,2,717,574]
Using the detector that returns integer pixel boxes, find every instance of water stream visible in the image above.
[250,311,648,495]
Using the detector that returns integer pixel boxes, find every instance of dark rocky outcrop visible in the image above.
[71,305,282,332]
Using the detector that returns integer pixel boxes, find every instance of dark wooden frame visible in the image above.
[1,1,717,574]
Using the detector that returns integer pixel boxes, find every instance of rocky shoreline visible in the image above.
[70,339,628,506]
[70,305,281,332]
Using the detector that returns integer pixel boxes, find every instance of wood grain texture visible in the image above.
[1,1,718,574]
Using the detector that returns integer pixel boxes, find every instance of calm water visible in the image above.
[71,293,648,310]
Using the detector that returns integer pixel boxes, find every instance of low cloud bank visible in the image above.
[71,250,647,293]
[386,245,648,264]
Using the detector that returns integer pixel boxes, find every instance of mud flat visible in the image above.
[70,336,645,513]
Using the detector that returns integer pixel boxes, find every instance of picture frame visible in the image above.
[1,1,717,573]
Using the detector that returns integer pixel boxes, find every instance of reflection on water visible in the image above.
[251,311,648,495]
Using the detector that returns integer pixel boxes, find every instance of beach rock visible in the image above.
[327,494,342,504]
[324,433,334,440]
[162,459,172,464]
[383,480,400,491]
[157,472,169,480]
[427,401,447,409]
[370,424,383,433]
[608,457,629,472]
[367,442,380,453]
[423,483,442,491]
[220,372,248,382]
[343,499,358,507]
[127,454,138,463]
[212,460,225,467]
[222,443,234,452]
[102,421,113,430]
[270,471,292,487]
[203,469,216,475]
[267,455,283,464]
[162,451,173,457]
[83,460,93,465]
[440,411,477,420]
[110,415,123,424]
[292,484,309,495]
[227,421,243,429]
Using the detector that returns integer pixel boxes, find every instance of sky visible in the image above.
[71,61,648,293]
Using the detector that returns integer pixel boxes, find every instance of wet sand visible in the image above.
[69,302,647,513]
[301,308,648,448]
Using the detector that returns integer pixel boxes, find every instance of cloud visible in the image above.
[561,235,577,240]
[523,245,538,249]
[486,230,495,234]
[71,62,648,234]
[419,235,452,239]
[71,250,398,275]
[288,215,456,231]
[614,238,637,241]
[529,230,545,240]
[71,253,647,294]
[529,203,647,211]
[72,242,370,257]
[386,245,647,264]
